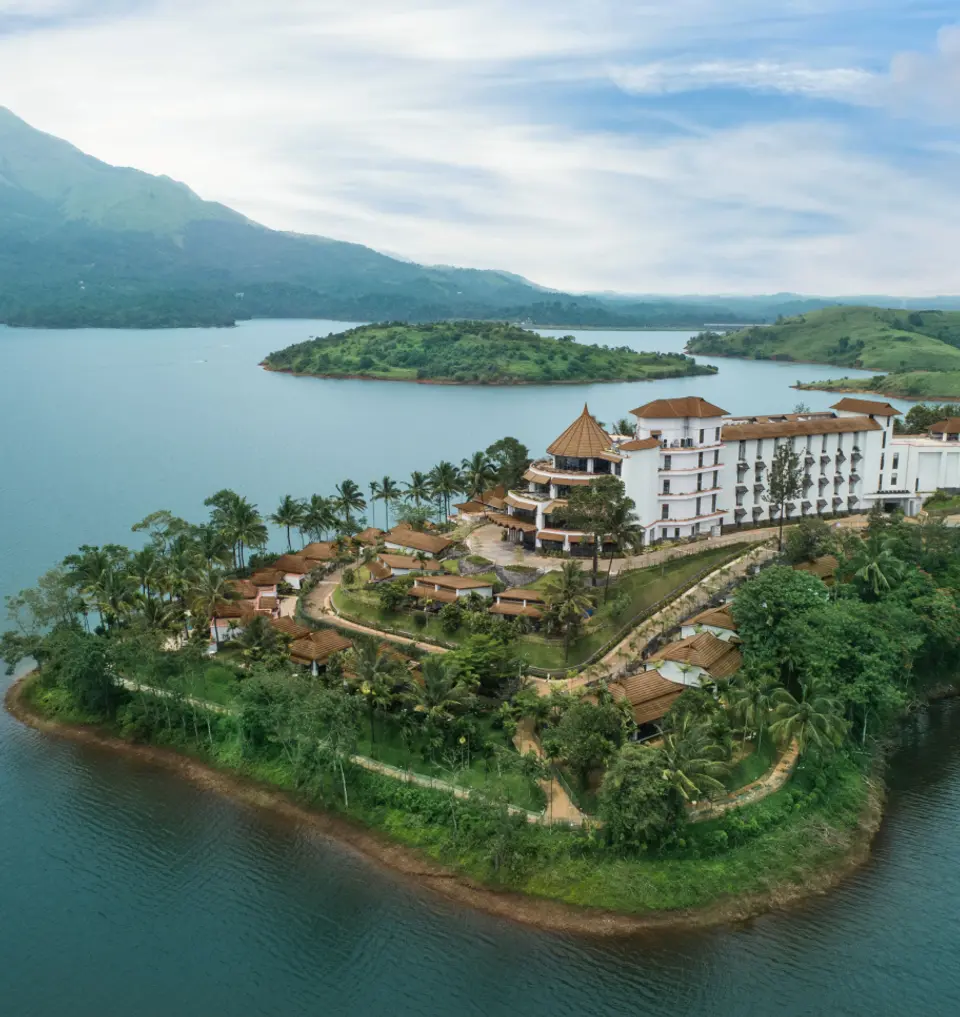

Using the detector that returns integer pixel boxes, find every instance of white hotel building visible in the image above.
[482,397,960,550]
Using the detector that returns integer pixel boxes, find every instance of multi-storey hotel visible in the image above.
[471,397,960,551]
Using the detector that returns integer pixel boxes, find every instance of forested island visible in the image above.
[796,372,960,401]
[262,321,716,385]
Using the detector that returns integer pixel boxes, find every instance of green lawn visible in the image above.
[178,661,241,706]
[924,491,960,514]
[723,737,779,791]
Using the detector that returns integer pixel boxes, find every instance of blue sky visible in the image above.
[1,0,958,294]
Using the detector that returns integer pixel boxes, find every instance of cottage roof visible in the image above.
[618,437,660,452]
[630,396,728,419]
[930,418,960,435]
[213,599,256,620]
[722,416,881,441]
[226,578,257,600]
[409,584,458,603]
[367,559,392,581]
[270,617,312,640]
[488,511,537,533]
[504,493,536,510]
[831,397,901,416]
[378,553,445,572]
[301,542,336,561]
[290,629,353,663]
[607,670,684,726]
[685,604,737,631]
[454,500,487,513]
[496,588,546,603]
[353,527,384,545]
[546,404,612,459]
[656,631,742,679]
[272,554,312,574]
[423,574,493,591]
[489,601,543,618]
[249,569,284,587]
[384,526,452,555]
[792,554,839,581]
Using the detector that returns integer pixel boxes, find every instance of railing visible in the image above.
[524,543,768,678]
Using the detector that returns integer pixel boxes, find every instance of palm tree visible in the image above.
[770,681,847,756]
[414,550,430,572]
[368,481,382,528]
[304,495,338,541]
[658,714,729,801]
[378,476,401,531]
[188,565,234,650]
[351,638,402,746]
[843,534,907,599]
[727,674,780,751]
[613,417,635,438]
[227,498,268,570]
[407,656,475,731]
[603,495,645,598]
[544,561,595,662]
[130,546,162,600]
[270,495,306,551]
[334,479,366,530]
[428,460,460,520]
[405,471,431,508]
[459,451,497,502]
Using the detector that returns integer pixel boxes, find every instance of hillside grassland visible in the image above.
[262,320,717,385]
[688,306,960,374]
[796,371,960,401]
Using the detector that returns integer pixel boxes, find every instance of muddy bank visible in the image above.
[5,673,884,937]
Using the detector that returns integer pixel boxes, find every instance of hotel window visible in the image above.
[712,493,718,512]
[715,427,721,441]
[662,479,670,495]
[891,474,898,487]
[882,431,887,448]
[880,454,885,470]
[837,434,843,449]
[698,451,704,467]
[699,428,705,443]
[806,435,813,451]
[696,475,703,491]
[739,441,746,459]
[714,450,720,465]
[696,497,702,516]
[756,440,764,458]
[713,470,719,488]
[892,453,900,470]
[878,473,883,490]
[661,504,670,519]
[674,528,681,539]
[822,435,828,452]
[663,454,672,470]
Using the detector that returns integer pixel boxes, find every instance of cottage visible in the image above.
[655,631,742,686]
[270,617,312,642]
[248,569,284,608]
[289,629,354,675]
[408,574,494,604]
[209,599,256,645]
[929,418,960,442]
[353,527,385,546]
[607,670,684,726]
[271,553,313,590]
[489,588,544,619]
[376,553,446,578]
[301,541,337,565]
[383,525,453,558]
[681,604,738,642]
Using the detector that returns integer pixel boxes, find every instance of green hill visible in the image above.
[797,372,960,401]
[262,320,716,385]
[687,306,960,373]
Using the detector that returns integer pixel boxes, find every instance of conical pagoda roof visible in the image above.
[547,405,612,459]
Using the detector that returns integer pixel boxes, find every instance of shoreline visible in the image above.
[793,382,960,403]
[5,672,886,937]
[261,364,716,388]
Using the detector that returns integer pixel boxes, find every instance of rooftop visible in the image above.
[831,397,901,417]
[489,601,543,619]
[684,604,737,631]
[378,553,445,572]
[301,541,336,561]
[930,418,960,435]
[496,588,546,603]
[409,584,458,603]
[353,527,384,545]
[793,554,839,583]
[618,437,660,452]
[546,404,613,459]
[631,396,728,419]
[249,569,284,586]
[607,670,684,726]
[723,416,881,441]
[656,631,742,680]
[290,629,353,663]
[384,526,452,555]
[270,617,312,640]
[421,574,494,591]
[272,553,312,574]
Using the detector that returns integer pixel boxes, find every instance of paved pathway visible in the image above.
[687,739,801,821]
[512,718,586,826]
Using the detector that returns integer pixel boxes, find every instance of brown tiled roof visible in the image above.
[258,596,279,611]
[226,578,257,600]
[213,599,256,620]
[384,526,452,555]
[930,418,960,435]
[594,450,623,463]
[536,528,592,542]
[272,554,312,574]
[378,553,445,572]
[551,475,594,487]
[454,500,487,513]
[793,554,839,581]
[485,494,506,510]
[488,511,538,533]
[290,629,353,663]
[301,542,336,561]
[496,588,546,603]
[489,601,543,619]
[618,437,660,451]
[630,397,728,419]
[504,493,536,510]
[353,527,384,545]
[607,670,684,726]
[656,632,742,679]
[685,604,737,631]
[249,570,284,586]
[270,617,312,640]
[723,416,881,441]
[423,574,493,591]
[546,404,613,458]
[367,559,392,581]
[409,584,458,603]
[523,468,553,485]
[831,397,901,416]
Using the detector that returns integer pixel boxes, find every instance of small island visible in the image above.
[796,372,960,401]
[262,320,716,385]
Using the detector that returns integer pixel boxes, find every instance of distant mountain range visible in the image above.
[2,107,960,330]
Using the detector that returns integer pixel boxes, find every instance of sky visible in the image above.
[0,0,959,295]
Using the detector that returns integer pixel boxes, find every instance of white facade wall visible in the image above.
[658,660,707,687]
[455,585,493,599]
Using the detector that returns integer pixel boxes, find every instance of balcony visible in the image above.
[753,483,764,494]
[818,476,829,488]
[736,483,747,494]
[817,498,827,509]
[734,507,747,520]
[820,454,831,466]
[803,476,814,490]
[835,451,846,465]
[804,453,815,467]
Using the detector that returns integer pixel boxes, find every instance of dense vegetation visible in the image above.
[689,307,960,373]
[797,372,960,401]
[262,321,715,384]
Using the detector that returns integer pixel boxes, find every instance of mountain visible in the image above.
[0,108,755,330]
[687,306,960,373]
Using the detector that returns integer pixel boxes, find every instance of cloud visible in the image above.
[887,24,960,122]
[0,0,958,295]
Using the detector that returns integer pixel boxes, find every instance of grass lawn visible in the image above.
[179,661,242,706]
[924,491,960,514]
[722,737,780,791]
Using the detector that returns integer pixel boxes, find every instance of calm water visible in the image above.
[2,320,955,1017]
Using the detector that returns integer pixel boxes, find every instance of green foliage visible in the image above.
[445,633,518,694]
[263,321,712,385]
[598,744,680,849]
[485,436,531,490]
[541,694,628,787]
[783,516,835,564]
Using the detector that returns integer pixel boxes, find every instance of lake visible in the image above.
[3,319,956,1017]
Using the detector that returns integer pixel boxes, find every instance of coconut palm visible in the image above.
[188,565,235,650]
[770,681,847,756]
[407,656,475,729]
[130,546,163,600]
[544,561,595,663]
[428,460,460,520]
[304,494,338,541]
[658,714,729,801]
[460,451,497,502]
[368,481,382,528]
[351,637,403,746]
[334,479,366,529]
[227,498,268,570]
[727,674,780,750]
[613,417,635,438]
[844,534,907,599]
[378,476,401,531]
[270,495,306,551]
[405,471,431,508]
[603,494,645,597]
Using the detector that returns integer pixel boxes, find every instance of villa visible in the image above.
[408,574,494,604]
[655,631,743,686]
[488,588,544,620]
[384,525,453,558]
[289,629,353,674]
[464,394,960,551]
[210,600,255,644]
[606,670,685,727]
[249,569,284,607]
[270,617,312,641]
[375,552,446,578]
[681,604,738,642]
[272,553,313,590]
[301,541,337,564]
[353,527,385,545]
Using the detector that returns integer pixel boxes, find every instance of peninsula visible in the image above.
[261,321,716,385]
